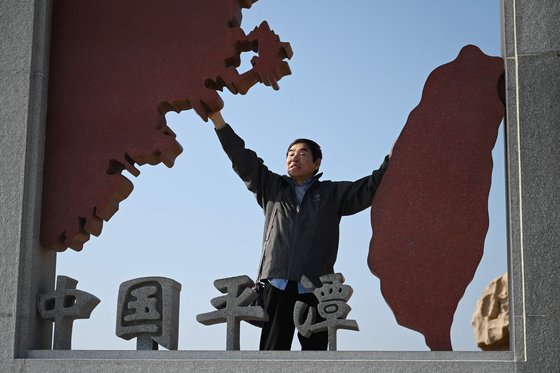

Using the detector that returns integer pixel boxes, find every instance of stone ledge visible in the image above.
[27,350,514,361]
[3,352,519,373]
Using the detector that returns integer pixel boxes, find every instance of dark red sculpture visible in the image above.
[41,0,292,251]
[369,45,505,351]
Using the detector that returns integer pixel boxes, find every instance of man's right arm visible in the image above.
[207,111,278,208]
[208,111,227,130]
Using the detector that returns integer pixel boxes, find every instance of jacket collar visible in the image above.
[283,172,323,184]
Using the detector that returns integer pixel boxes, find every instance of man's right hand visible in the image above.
[208,111,226,130]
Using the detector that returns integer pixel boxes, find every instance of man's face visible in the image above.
[286,142,321,184]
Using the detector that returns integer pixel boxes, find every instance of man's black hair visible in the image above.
[286,138,323,162]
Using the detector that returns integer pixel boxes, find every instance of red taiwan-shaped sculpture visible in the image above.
[41,0,292,251]
[369,45,505,350]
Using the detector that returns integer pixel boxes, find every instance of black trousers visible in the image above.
[259,281,328,350]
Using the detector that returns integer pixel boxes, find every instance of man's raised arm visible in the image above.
[208,111,227,130]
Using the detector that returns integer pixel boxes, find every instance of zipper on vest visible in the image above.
[287,186,309,277]
[286,204,300,278]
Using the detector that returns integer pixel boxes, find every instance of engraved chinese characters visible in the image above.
[196,275,269,350]
[294,273,359,351]
[116,277,181,350]
[36,276,100,350]
[36,273,355,350]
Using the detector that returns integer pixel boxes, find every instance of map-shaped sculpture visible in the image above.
[369,45,505,350]
[41,0,292,251]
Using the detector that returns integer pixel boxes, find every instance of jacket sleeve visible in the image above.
[338,155,390,216]
[215,124,279,208]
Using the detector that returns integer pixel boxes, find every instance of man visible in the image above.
[208,111,390,350]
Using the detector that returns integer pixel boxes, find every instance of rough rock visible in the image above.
[472,273,509,351]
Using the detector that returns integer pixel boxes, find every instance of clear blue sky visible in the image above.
[58,0,506,351]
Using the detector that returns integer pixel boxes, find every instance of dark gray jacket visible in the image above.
[217,124,389,286]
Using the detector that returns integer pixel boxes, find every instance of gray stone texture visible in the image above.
[294,273,359,351]
[197,275,268,350]
[1,351,519,373]
[1,0,560,371]
[0,0,55,361]
[36,276,100,350]
[22,350,517,373]
[116,277,181,350]
[514,0,560,55]
[502,0,560,371]
[502,0,560,58]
